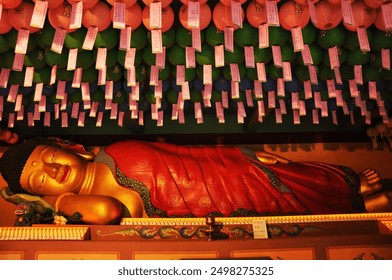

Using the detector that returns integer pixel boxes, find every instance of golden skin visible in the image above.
[18,145,392,224]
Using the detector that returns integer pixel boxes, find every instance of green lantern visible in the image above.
[176,26,193,48]
[24,48,46,69]
[142,45,156,65]
[106,64,123,82]
[123,64,147,82]
[317,64,335,81]
[301,23,317,45]
[317,26,345,49]
[131,27,148,50]
[146,64,172,80]
[269,26,289,46]
[33,66,51,84]
[344,29,373,51]
[195,44,215,65]
[167,44,186,65]
[8,70,25,85]
[81,67,98,83]
[95,28,119,50]
[6,29,37,52]
[281,44,297,63]
[295,64,310,81]
[91,88,105,102]
[234,21,258,47]
[57,68,74,82]
[165,88,179,104]
[0,50,14,68]
[363,64,382,82]
[64,27,87,50]
[76,50,94,69]
[112,89,127,104]
[68,91,83,103]
[35,24,55,50]
[370,29,392,51]
[268,63,283,80]
[210,88,222,102]
[190,89,203,102]
[297,44,323,65]
[45,50,68,69]
[205,24,224,47]
[147,28,176,48]
[223,63,246,81]
[322,47,347,68]
[224,45,244,64]
[172,65,196,81]
[346,48,371,66]
[339,63,355,81]
[254,47,272,63]
[0,35,11,53]
[196,64,221,82]
[117,49,142,67]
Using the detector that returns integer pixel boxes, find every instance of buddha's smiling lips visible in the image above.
[59,166,70,183]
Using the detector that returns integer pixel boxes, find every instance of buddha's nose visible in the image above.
[43,163,61,178]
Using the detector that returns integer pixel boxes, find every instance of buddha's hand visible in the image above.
[359,168,382,197]
[255,151,291,165]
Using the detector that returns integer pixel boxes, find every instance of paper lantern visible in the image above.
[67,0,99,10]
[327,0,352,5]
[82,1,112,31]
[374,8,389,31]
[33,0,63,9]
[205,23,224,46]
[279,1,310,31]
[0,9,12,34]
[0,0,22,9]
[142,0,173,8]
[111,2,143,30]
[212,1,242,31]
[106,0,137,7]
[180,0,208,4]
[246,0,268,28]
[8,1,41,33]
[343,0,376,32]
[179,3,211,30]
[142,5,174,32]
[312,0,342,30]
[364,0,388,9]
[48,2,78,33]
[220,0,247,5]
[296,0,320,5]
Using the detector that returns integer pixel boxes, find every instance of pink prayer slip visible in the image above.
[265,0,280,26]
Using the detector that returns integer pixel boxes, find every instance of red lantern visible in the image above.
[295,0,320,5]
[246,0,267,28]
[82,1,112,31]
[8,1,41,33]
[343,0,376,32]
[0,0,22,9]
[0,9,12,34]
[67,0,99,10]
[142,5,174,32]
[106,0,137,8]
[279,1,310,31]
[255,0,281,4]
[374,8,388,31]
[48,2,78,33]
[142,0,173,8]
[364,0,388,9]
[312,0,342,30]
[180,0,208,4]
[179,3,211,30]
[33,0,64,9]
[220,0,247,5]
[111,2,143,30]
[212,1,243,31]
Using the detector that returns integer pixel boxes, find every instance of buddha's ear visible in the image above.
[47,137,95,161]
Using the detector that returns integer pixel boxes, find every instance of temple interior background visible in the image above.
[0,0,392,260]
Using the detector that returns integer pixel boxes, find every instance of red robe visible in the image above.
[104,141,364,217]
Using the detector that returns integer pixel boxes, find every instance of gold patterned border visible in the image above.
[0,226,89,240]
[120,212,392,226]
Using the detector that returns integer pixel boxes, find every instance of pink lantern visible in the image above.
[111,2,143,30]
[32,0,64,9]
[8,1,41,33]
[212,1,243,31]
[179,3,211,30]
[0,9,12,34]
[142,5,174,32]
[67,0,99,10]
[82,1,112,31]
[48,1,78,33]
[343,0,376,32]
[0,0,22,9]
[106,0,137,8]
[142,0,173,8]
[279,1,310,30]
[312,0,342,30]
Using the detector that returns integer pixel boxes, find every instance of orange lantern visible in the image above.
[295,0,320,5]
[374,8,388,31]
[343,0,376,32]
[327,0,352,5]
[67,0,99,10]
[312,0,342,30]
[82,1,112,31]
[142,0,173,8]
[111,2,143,30]
[212,1,242,31]
[255,0,281,4]
[0,9,12,34]
[33,0,64,9]
[106,0,137,7]
[364,0,388,9]
[48,2,78,33]
[0,0,22,9]
[279,1,310,31]
[8,1,41,33]
[180,0,208,4]
[246,0,267,28]
[220,0,247,5]
[179,3,211,30]
[142,5,174,32]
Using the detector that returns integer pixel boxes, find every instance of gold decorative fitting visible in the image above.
[292,1,303,13]
[63,3,72,17]
[253,1,264,12]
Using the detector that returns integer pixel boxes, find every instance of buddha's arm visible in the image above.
[56,194,123,225]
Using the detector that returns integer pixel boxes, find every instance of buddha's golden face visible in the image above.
[19,145,88,196]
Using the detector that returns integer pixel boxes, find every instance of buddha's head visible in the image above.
[0,138,91,196]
